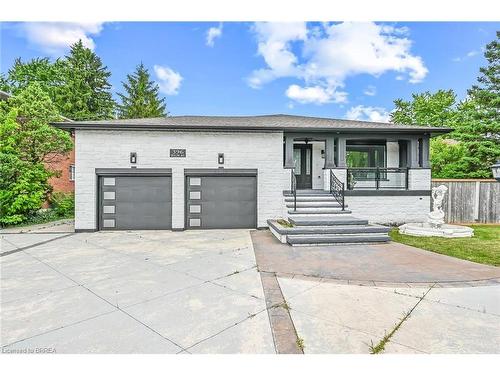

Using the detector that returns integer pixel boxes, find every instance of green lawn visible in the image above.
[390,225,500,266]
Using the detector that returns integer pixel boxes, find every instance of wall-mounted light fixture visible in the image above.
[130,152,137,164]
[492,160,500,181]
[218,153,224,165]
[321,150,325,159]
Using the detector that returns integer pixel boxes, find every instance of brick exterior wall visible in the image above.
[43,134,75,209]
[46,135,75,194]
[346,195,430,225]
[74,130,288,230]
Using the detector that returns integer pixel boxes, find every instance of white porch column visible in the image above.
[284,134,294,169]
[386,141,400,168]
[323,135,336,169]
[421,136,430,168]
[337,137,347,168]
[409,138,419,168]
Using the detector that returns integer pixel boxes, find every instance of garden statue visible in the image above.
[398,184,473,238]
[427,185,448,228]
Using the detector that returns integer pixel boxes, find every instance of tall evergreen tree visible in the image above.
[58,40,116,120]
[117,63,167,119]
[468,31,500,123]
[1,41,116,121]
[457,32,500,178]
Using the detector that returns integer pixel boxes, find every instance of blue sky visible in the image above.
[0,22,498,121]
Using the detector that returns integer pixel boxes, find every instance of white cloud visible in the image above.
[248,22,428,104]
[363,85,377,96]
[248,22,307,88]
[19,22,104,55]
[345,105,391,123]
[286,84,347,104]
[453,50,479,62]
[153,65,183,95]
[206,23,223,47]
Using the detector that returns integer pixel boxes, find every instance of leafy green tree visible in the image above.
[429,138,468,178]
[391,90,459,128]
[0,58,64,99]
[0,83,72,225]
[57,40,115,120]
[117,63,167,118]
[391,90,465,178]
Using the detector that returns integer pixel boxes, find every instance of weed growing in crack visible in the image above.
[296,337,305,351]
[369,285,434,354]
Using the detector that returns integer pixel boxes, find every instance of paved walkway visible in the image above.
[1,229,274,354]
[251,230,500,286]
[251,230,500,354]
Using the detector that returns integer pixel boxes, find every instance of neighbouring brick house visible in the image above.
[46,133,76,196]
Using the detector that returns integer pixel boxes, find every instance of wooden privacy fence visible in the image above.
[431,179,499,224]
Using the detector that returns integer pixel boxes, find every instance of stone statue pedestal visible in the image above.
[398,184,474,238]
[398,222,473,238]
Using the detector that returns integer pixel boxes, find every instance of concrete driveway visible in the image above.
[2,224,499,354]
[277,276,500,354]
[1,229,274,354]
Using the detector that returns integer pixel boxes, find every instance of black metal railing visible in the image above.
[330,170,345,211]
[347,168,408,190]
[290,168,297,211]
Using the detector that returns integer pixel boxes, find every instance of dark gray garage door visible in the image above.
[186,174,257,229]
[99,175,172,230]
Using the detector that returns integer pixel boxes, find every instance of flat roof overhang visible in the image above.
[52,122,452,136]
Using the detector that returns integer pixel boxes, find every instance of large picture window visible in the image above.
[346,144,386,168]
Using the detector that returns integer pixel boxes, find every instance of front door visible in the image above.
[293,144,312,189]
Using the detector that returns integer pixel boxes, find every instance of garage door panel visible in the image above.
[186,175,257,229]
[99,175,172,230]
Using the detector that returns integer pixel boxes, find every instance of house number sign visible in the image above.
[170,149,186,157]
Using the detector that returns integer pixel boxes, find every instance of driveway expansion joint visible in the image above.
[0,233,75,257]
[370,284,434,354]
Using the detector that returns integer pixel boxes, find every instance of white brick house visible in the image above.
[55,114,450,241]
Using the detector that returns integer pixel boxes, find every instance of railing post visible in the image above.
[290,168,297,211]
[405,168,409,190]
[375,167,380,190]
[341,182,345,211]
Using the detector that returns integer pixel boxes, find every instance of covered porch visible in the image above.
[283,131,432,193]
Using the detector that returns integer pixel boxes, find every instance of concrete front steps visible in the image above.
[271,190,390,246]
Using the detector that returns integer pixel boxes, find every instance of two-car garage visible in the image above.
[97,168,257,231]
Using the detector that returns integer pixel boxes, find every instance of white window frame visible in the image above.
[69,164,75,181]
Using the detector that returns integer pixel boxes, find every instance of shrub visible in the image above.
[50,192,75,218]
[0,157,51,225]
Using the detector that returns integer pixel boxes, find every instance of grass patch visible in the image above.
[277,219,294,228]
[390,225,500,266]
